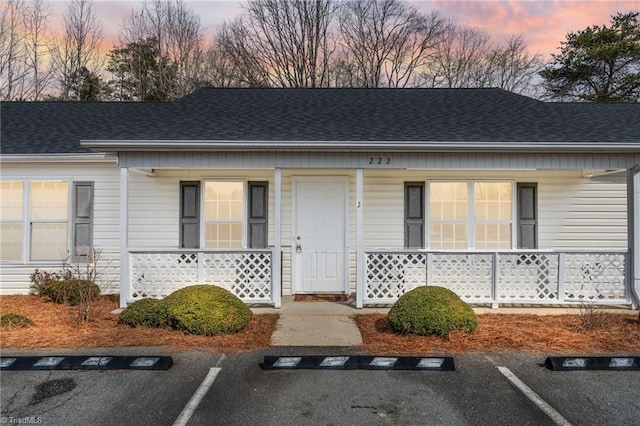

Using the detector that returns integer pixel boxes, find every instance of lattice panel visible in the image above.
[365,253,426,300]
[497,253,559,301]
[130,252,199,300]
[129,250,272,302]
[430,254,493,301]
[202,252,272,301]
[563,253,626,301]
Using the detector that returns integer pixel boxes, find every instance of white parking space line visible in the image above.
[497,366,573,426]
[173,367,221,426]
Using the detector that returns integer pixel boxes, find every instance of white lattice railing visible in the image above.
[365,251,629,307]
[128,249,274,304]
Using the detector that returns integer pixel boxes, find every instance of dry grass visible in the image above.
[355,313,640,355]
[0,295,278,353]
[2,295,640,355]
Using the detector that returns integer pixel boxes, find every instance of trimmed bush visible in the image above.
[1,313,35,328]
[162,285,252,336]
[39,279,101,306]
[388,286,478,337]
[118,298,170,328]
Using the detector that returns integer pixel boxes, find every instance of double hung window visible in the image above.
[406,181,520,250]
[0,181,93,262]
[180,180,268,249]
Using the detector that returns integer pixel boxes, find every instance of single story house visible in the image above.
[1,88,639,309]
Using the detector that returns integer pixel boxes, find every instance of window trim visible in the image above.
[1,179,73,264]
[425,179,517,250]
[200,179,248,249]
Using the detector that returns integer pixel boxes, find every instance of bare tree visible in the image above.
[118,0,205,98]
[201,39,247,87]
[218,0,338,88]
[0,0,28,100]
[22,0,54,100]
[51,0,103,100]
[425,22,492,88]
[338,0,446,88]
[484,35,543,96]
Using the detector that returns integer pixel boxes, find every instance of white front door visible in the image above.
[293,177,348,293]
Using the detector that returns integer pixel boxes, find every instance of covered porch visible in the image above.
[107,150,640,310]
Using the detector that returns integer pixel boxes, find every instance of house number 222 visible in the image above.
[369,157,391,165]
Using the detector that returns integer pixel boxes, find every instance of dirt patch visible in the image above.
[0,295,278,353]
[355,313,640,355]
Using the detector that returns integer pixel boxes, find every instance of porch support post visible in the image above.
[119,167,130,309]
[491,252,499,309]
[356,168,364,309]
[273,168,282,308]
[628,166,640,309]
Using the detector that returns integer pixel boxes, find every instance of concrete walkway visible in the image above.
[251,297,379,346]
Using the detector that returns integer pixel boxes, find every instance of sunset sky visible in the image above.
[48,0,639,58]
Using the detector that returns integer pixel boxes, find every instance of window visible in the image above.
[0,180,93,263]
[0,181,24,261]
[427,181,513,250]
[180,180,268,249]
[204,181,244,249]
[30,181,69,260]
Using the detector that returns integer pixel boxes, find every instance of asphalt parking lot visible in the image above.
[1,347,639,426]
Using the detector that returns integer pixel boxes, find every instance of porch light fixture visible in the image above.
[545,356,640,371]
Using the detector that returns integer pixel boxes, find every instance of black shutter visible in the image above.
[248,181,268,248]
[405,182,424,248]
[517,183,538,249]
[180,181,200,248]
[72,182,93,262]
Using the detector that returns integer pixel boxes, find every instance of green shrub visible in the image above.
[387,286,478,337]
[39,279,101,306]
[118,298,170,328]
[30,268,73,296]
[163,285,252,336]
[1,313,35,328]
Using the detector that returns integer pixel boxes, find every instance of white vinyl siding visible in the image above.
[363,169,628,251]
[0,165,628,298]
[0,163,120,295]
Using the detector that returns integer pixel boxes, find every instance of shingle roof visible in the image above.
[1,88,639,155]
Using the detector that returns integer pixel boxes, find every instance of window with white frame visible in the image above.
[428,181,513,250]
[1,180,92,263]
[0,181,24,261]
[204,181,244,249]
[30,181,69,260]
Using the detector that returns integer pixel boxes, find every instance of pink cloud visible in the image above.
[418,0,639,57]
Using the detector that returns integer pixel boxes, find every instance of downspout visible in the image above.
[628,166,640,309]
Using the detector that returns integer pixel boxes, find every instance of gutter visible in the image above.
[81,139,640,154]
[0,153,117,163]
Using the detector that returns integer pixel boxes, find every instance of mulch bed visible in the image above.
[355,313,640,355]
[2,295,640,354]
[0,295,278,353]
